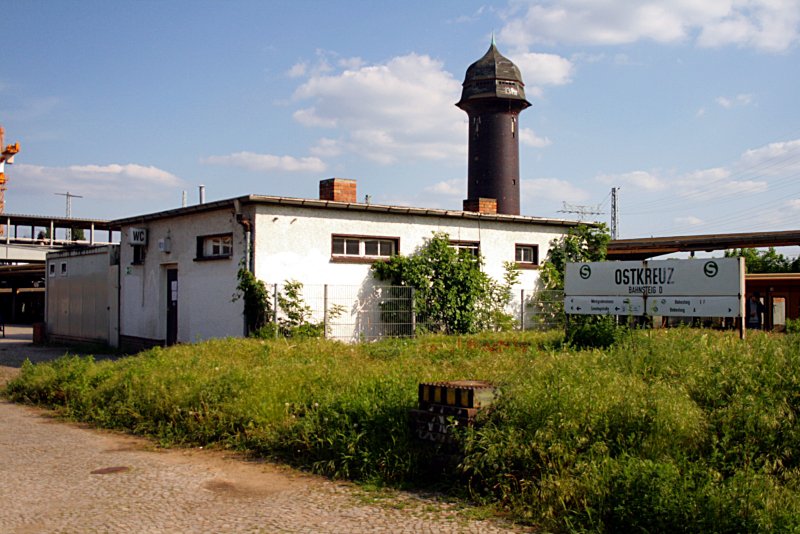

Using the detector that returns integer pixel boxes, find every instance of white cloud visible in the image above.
[597,170,666,191]
[738,139,800,175]
[787,199,800,210]
[424,179,463,197]
[287,62,307,78]
[291,53,466,165]
[310,138,344,157]
[203,151,326,173]
[675,166,766,199]
[522,177,590,202]
[11,163,184,199]
[519,128,551,148]
[674,215,705,226]
[716,94,753,108]
[499,1,800,52]
[508,52,574,86]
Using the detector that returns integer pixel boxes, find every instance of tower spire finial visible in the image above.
[491,31,496,47]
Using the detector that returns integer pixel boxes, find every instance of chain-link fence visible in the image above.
[521,289,565,331]
[265,283,565,342]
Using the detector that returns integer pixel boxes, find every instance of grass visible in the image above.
[5,328,800,532]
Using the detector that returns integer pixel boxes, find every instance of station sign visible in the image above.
[565,258,742,297]
[565,296,644,315]
[646,296,742,317]
[564,257,744,318]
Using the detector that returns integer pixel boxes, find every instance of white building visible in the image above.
[46,179,580,350]
[46,44,584,350]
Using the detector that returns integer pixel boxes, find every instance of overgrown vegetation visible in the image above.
[6,329,800,532]
[537,223,624,348]
[234,270,340,339]
[234,266,272,334]
[371,232,519,334]
[725,247,800,273]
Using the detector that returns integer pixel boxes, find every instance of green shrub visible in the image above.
[786,317,800,334]
[566,315,626,349]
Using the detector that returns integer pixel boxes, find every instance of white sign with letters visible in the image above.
[565,296,644,315]
[565,258,744,318]
[128,227,147,245]
[565,258,742,297]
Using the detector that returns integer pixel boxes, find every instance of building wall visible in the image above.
[46,245,119,346]
[251,203,568,339]
[118,209,245,346]
[113,201,571,346]
[251,203,562,286]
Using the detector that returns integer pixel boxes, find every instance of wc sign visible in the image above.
[128,227,148,245]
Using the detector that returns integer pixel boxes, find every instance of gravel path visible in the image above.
[0,326,529,533]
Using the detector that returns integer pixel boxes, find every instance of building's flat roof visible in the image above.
[0,212,119,230]
[112,194,585,228]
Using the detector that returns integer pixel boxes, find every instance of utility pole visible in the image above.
[557,201,604,221]
[55,191,83,218]
[611,187,620,240]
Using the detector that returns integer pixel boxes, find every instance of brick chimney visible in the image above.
[463,197,497,215]
[319,178,357,203]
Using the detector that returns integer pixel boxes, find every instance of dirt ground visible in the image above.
[0,326,528,533]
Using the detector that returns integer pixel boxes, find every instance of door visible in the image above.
[166,268,178,345]
[772,295,786,332]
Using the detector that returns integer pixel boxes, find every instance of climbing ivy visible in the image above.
[233,266,272,335]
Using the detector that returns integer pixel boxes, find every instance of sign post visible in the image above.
[565,257,745,339]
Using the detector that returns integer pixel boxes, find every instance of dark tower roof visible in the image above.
[456,41,531,109]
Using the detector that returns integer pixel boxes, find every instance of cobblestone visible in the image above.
[0,326,529,533]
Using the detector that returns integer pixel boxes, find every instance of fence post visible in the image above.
[273,283,279,339]
[323,284,329,339]
[410,287,416,338]
[519,289,525,331]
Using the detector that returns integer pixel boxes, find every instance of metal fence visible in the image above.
[265,283,565,342]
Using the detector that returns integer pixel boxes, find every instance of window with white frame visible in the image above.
[515,244,539,266]
[332,235,397,259]
[449,241,480,257]
[196,234,233,260]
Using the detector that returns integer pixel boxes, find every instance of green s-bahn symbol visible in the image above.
[703,261,718,278]
[579,265,592,279]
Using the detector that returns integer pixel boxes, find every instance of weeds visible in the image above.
[5,329,800,532]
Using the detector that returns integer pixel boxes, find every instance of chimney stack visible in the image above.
[463,198,498,215]
[319,178,357,203]
[199,185,206,204]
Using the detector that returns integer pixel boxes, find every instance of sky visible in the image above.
[2,0,800,246]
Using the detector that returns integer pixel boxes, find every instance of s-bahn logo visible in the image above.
[579,265,592,279]
[703,261,719,278]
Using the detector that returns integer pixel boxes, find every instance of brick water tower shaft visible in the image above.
[457,40,531,216]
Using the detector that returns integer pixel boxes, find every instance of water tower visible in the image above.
[457,39,530,215]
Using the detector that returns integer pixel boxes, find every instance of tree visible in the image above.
[536,224,614,340]
[372,232,518,335]
[70,227,85,241]
[539,224,611,290]
[724,247,799,273]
